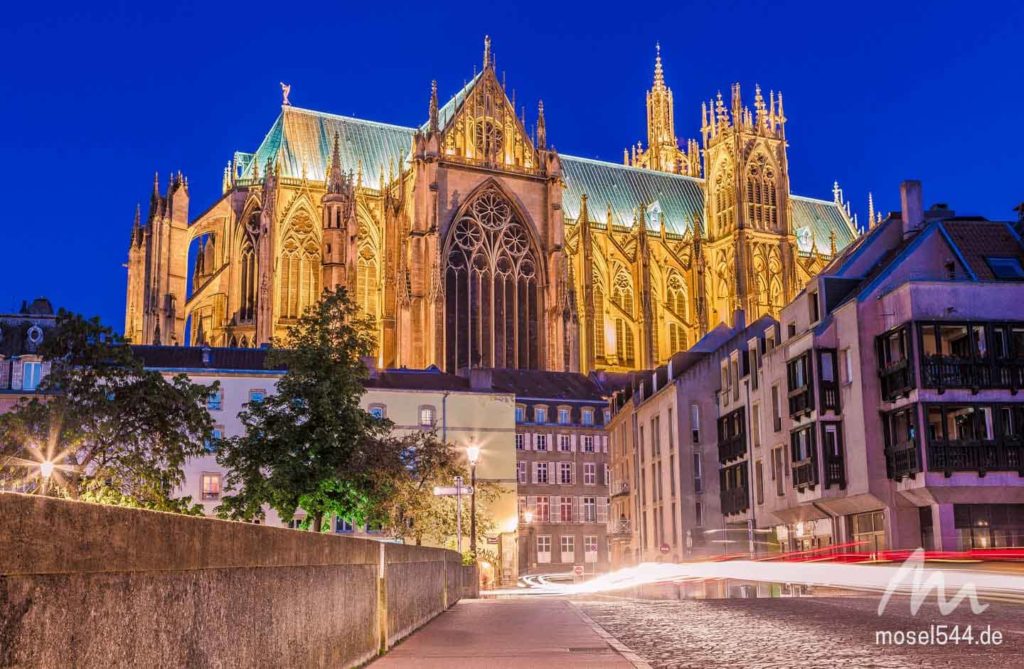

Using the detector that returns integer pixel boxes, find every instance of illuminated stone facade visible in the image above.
[124,39,857,373]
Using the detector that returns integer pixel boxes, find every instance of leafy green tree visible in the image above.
[0,311,217,512]
[216,287,381,531]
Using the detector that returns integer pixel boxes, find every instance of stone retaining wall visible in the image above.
[0,493,476,668]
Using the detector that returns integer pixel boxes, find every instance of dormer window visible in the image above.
[986,256,1024,280]
[581,408,595,426]
[558,407,571,424]
[534,406,548,424]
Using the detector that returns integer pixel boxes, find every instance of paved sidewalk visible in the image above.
[371,598,642,668]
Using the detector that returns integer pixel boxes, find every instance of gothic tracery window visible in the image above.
[615,318,635,367]
[239,237,257,323]
[611,269,634,317]
[669,322,687,354]
[666,272,688,321]
[714,166,735,235]
[278,213,320,320]
[444,187,541,371]
[746,156,777,230]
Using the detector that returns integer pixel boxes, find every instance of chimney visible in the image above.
[732,309,746,331]
[469,368,493,391]
[361,355,378,379]
[900,180,924,238]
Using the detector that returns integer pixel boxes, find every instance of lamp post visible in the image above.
[467,445,481,560]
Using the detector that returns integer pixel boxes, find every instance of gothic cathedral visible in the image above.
[124,39,857,374]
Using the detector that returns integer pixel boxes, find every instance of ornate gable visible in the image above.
[435,42,540,175]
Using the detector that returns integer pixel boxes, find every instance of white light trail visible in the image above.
[494,556,1024,603]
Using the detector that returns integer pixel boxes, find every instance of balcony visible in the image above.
[922,356,1024,393]
[720,485,750,516]
[607,518,631,539]
[823,450,846,489]
[792,459,818,490]
[717,408,746,464]
[879,359,915,401]
[886,438,921,481]
[610,481,630,498]
[788,387,812,417]
[927,438,1024,476]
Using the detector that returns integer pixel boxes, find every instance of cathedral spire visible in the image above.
[483,35,492,70]
[653,42,665,89]
[536,100,546,151]
[327,131,344,193]
[867,192,876,230]
[428,80,439,134]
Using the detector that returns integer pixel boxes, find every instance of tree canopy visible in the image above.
[216,287,385,531]
[0,311,217,512]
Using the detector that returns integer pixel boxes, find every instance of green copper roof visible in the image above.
[561,156,705,235]
[792,195,859,255]
[242,107,414,189]
[236,106,855,254]
[420,72,483,134]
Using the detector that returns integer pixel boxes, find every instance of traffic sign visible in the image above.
[433,486,473,496]
[573,565,585,576]
[660,543,671,554]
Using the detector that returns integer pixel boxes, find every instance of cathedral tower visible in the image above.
[701,83,797,324]
[625,45,700,176]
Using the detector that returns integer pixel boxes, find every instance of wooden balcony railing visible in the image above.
[927,438,1024,476]
[792,458,819,490]
[789,387,813,418]
[879,359,915,401]
[886,439,922,481]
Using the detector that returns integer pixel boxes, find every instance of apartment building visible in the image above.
[0,298,56,413]
[133,348,518,568]
[608,317,773,566]
[746,181,1024,553]
[501,369,618,575]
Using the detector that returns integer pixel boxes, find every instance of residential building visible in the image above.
[608,315,773,565]
[749,181,1024,553]
[496,369,619,575]
[133,348,517,573]
[0,298,56,413]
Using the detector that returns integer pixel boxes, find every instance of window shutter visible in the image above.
[571,496,579,523]
[597,497,609,523]
[570,463,577,485]
[527,433,534,451]
[10,360,23,389]
[571,434,577,452]
[527,496,536,517]
[551,498,560,523]
[0,359,9,389]
[531,462,538,483]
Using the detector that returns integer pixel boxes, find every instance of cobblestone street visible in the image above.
[577,595,1024,668]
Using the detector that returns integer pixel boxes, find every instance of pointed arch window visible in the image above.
[666,272,688,321]
[278,213,320,320]
[615,318,635,367]
[746,156,778,230]
[239,237,257,323]
[714,167,735,235]
[592,271,606,361]
[611,269,634,317]
[445,187,541,371]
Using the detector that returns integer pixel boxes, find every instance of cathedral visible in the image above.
[124,39,858,374]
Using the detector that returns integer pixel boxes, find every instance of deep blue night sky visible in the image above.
[2,1,1022,330]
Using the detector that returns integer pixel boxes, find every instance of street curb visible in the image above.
[569,600,654,669]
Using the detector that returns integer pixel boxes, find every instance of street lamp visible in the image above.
[467,445,481,560]
[39,460,54,479]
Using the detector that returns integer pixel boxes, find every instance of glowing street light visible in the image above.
[39,460,55,479]
[523,510,534,525]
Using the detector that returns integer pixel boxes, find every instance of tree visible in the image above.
[0,311,217,512]
[216,287,380,531]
